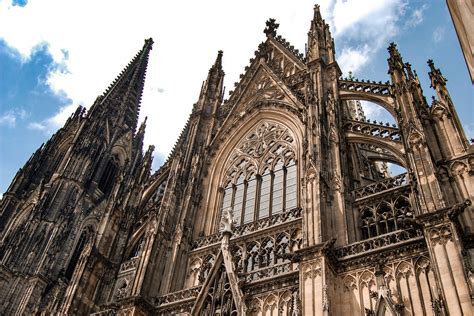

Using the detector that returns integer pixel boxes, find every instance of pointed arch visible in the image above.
[198,108,304,236]
[65,225,95,280]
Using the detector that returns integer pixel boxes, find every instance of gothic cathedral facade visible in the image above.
[0,5,473,316]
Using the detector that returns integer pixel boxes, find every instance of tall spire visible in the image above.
[89,38,153,131]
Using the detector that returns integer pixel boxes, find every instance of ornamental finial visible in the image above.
[264,18,279,37]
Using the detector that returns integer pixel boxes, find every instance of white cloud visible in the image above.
[405,4,428,28]
[433,26,446,43]
[27,122,47,131]
[338,45,370,74]
[0,109,27,127]
[360,101,396,125]
[330,0,407,77]
[0,0,408,168]
[0,112,16,127]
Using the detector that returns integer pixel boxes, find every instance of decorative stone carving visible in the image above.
[233,121,294,160]
[427,224,453,246]
[302,259,321,280]
[407,125,425,148]
[322,284,329,311]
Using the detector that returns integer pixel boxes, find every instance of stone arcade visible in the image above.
[0,5,473,316]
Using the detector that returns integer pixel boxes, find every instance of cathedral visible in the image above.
[1,4,473,316]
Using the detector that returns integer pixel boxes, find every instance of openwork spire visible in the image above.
[92,38,153,131]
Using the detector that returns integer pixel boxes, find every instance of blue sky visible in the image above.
[0,0,473,194]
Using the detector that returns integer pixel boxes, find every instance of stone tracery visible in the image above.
[221,121,298,227]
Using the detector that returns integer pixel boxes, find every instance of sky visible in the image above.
[0,0,472,194]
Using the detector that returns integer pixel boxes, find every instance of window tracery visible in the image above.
[220,121,298,227]
[360,195,413,239]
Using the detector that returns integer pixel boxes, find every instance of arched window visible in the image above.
[127,234,145,260]
[271,160,284,215]
[243,174,257,224]
[285,161,297,210]
[258,169,271,218]
[65,227,93,279]
[98,156,119,195]
[219,121,298,228]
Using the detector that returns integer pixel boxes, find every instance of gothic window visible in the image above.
[360,196,413,239]
[98,156,119,194]
[259,169,271,218]
[219,121,298,228]
[271,160,284,214]
[65,227,93,280]
[127,234,144,260]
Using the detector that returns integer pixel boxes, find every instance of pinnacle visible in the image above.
[137,116,148,135]
[313,4,322,22]
[388,42,399,56]
[213,50,224,70]
[427,59,436,71]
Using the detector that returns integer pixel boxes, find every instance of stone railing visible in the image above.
[119,256,139,273]
[339,79,391,96]
[191,208,302,250]
[242,261,297,283]
[334,228,423,260]
[344,119,401,142]
[233,207,302,237]
[353,173,408,200]
[155,286,201,306]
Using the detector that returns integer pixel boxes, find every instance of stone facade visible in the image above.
[1,5,473,316]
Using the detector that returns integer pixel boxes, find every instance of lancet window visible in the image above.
[220,121,297,228]
[65,227,94,280]
[98,155,119,194]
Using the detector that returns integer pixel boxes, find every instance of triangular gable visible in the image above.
[217,61,305,136]
[191,234,246,315]
[266,36,306,73]
[237,63,304,111]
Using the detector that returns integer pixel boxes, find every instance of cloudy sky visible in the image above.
[0,0,472,193]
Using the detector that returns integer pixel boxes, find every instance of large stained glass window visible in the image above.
[220,121,298,228]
